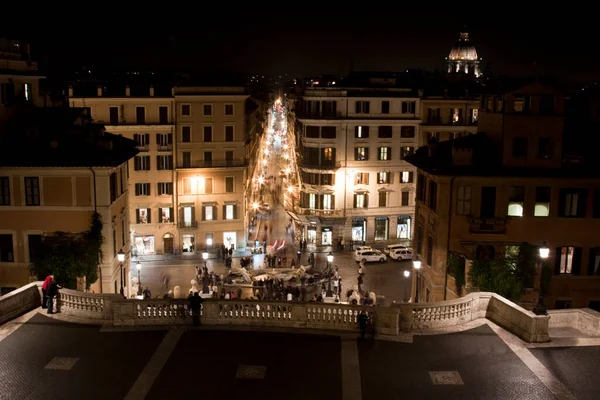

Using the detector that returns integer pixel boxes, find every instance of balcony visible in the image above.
[296,110,343,119]
[157,144,173,151]
[136,144,149,152]
[177,160,247,169]
[299,160,341,170]
[178,221,198,229]
[468,216,507,234]
[299,208,343,217]
[422,117,477,126]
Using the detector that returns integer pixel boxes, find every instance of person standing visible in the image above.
[188,292,203,327]
[358,310,369,339]
[46,277,60,314]
[41,274,53,308]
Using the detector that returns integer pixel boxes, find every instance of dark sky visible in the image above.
[13,11,599,82]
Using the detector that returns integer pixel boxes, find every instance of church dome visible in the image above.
[448,32,478,61]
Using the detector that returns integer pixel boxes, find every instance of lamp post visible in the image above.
[117,250,125,295]
[413,256,422,303]
[534,243,550,315]
[326,252,334,297]
[202,250,209,269]
[403,270,410,302]
[136,261,142,296]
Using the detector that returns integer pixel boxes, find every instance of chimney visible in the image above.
[149,86,155,97]
[125,86,131,97]
[68,85,74,97]
[97,86,102,97]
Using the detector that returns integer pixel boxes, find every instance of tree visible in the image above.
[32,212,103,290]
[469,258,523,301]
[447,252,466,295]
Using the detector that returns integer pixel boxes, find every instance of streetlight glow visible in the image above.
[202,251,209,261]
[539,244,549,259]
[403,270,410,278]
[327,252,334,263]
[258,176,264,184]
[413,258,422,270]
[287,186,294,193]
[136,261,142,271]
[117,250,125,262]
[252,202,259,210]
[285,167,291,175]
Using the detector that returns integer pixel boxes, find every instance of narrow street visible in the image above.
[130,98,412,304]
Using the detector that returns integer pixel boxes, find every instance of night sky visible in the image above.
[10,11,598,82]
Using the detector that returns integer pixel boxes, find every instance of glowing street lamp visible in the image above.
[262,159,268,165]
[403,270,411,302]
[252,202,259,210]
[326,252,334,297]
[287,186,294,193]
[539,244,549,259]
[285,167,291,175]
[117,250,125,295]
[258,176,264,185]
[202,250,209,269]
[136,261,142,296]
[412,256,422,303]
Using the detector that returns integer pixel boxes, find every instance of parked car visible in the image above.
[390,248,413,261]
[355,250,386,263]
[383,244,408,255]
[354,245,373,256]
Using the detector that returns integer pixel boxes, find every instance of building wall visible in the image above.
[415,171,600,308]
[419,99,479,147]
[296,90,420,245]
[69,95,176,256]
[0,164,130,294]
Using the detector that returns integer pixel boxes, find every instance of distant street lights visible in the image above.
[326,252,334,297]
[136,261,142,296]
[413,256,422,303]
[403,269,410,302]
[117,250,125,295]
[202,250,209,269]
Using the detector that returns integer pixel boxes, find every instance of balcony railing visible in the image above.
[467,216,507,234]
[296,110,343,119]
[177,160,247,169]
[136,144,149,152]
[422,117,477,126]
[298,208,344,217]
[157,144,173,151]
[299,160,341,170]
[178,221,198,229]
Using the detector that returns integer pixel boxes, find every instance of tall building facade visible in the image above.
[69,84,253,257]
[0,108,137,294]
[293,84,420,246]
[407,81,600,308]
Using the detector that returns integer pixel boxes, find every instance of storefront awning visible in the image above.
[287,211,311,224]
[287,211,300,222]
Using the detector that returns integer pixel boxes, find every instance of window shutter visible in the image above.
[364,194,369,208]
[145,133,150,144]
[388,147,392,159]
[202,206,206,221]
[168,133,173,144]
[558,191,566,217]
[572,247,582,275]
[353,194,357,208]
[402,102,407,113]
[365,148,369,160]
[169,208,173,222]
[134,134,139,143]
[554,247,562,274]
[388,172,394,184]
[156,156,160,169]
[156,134,160,144]
[213,205,218,220]
[191,207,195,223]
[355,102,360,113]
[588,248,597,275]
[409,172,414,183]
[365,102,370,113]
[354,126,359,136]
[146,208,151,223]
[168,156,173,169]
[223,205,227,220]
[233,205,238,219]
[136,210,140,224]
[179,207,184,224]
[331,195,335,208]
[134,157,139,171]
[354,148,358,160]
[578,191,587,217]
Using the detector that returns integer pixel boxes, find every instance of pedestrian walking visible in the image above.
[46,277,61,314]
[358,310,369,339]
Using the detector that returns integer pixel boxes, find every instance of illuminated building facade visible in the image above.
[293,83,420,246]
[446,32,481,77]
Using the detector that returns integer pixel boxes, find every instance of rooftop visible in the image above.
[406,133,600,178]
[0,107,138,168]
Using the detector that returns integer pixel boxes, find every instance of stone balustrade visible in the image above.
[0,281,42,325]
[548,308,600,337]
[0,285,552,343]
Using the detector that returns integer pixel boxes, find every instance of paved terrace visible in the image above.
[1,285,600,399]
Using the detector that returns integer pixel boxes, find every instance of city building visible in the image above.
[0,107,138,294]
[0,38,46,117]
[446,32,481,77]
[293,76,421,246]
[419,84,480,147]
[406,81,600,309]
[174,86,250,253]
[68,84,176,256]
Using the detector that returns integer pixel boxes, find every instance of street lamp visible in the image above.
[534,242,550,315]
[413,256,422,303]
[202,250,209,269]
[252,202,259,210]
[136,261,142,296]
[403,270,410,302]
[326,252,334,297]
[117,250,125,295]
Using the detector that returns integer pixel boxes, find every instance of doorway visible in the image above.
[321,228,332,246]
[223,232,237,250]
[163,233,174,254]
